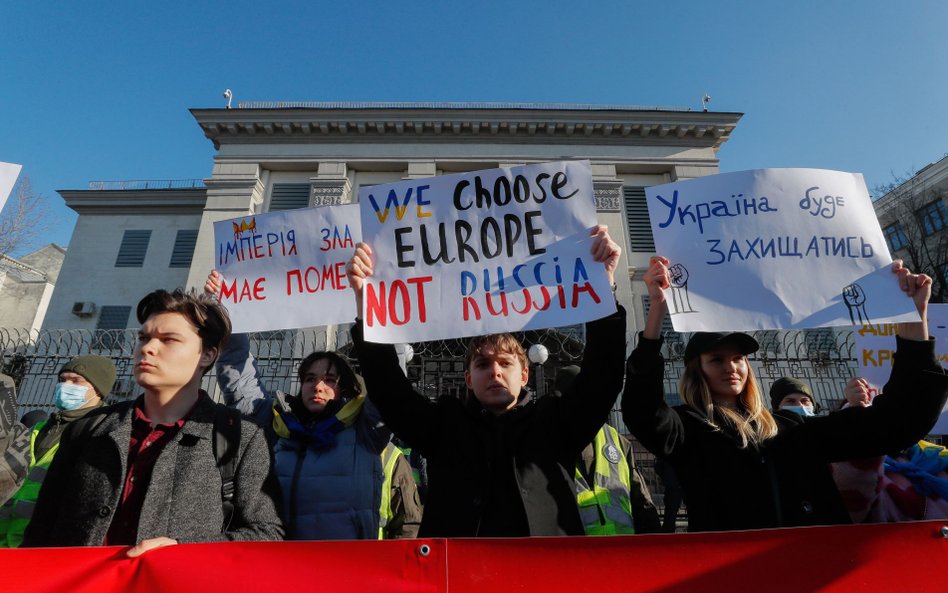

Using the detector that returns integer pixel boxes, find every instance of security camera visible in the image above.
[223,89,233,109]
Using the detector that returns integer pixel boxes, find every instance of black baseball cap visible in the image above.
[684,332,759,364]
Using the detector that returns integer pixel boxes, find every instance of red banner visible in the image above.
[2,521,946,593]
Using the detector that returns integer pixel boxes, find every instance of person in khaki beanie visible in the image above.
[0,355,116,547]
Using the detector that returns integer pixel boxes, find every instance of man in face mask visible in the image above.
[0,355,116,547]
[769,377,817,417]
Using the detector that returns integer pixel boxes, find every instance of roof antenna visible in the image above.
[223,89,233,109]
[701,94,711,112]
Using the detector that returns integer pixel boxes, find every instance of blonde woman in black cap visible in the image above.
[622,256,948,532]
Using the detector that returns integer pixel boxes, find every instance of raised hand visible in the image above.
[589,224,621,285]
[204,270,222,297]
[346,243,375,316]
[843,377,871,408]
[892,260,932,341]
[645,256,672,304]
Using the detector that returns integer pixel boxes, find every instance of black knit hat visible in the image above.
[684,332,759,365]
[59,355,117,398]
[769,377,813,411]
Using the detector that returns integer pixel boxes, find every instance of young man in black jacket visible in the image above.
[346,225,627,537]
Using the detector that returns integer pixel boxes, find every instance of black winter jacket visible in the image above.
[622,334,948,532]
[352,307,627,537]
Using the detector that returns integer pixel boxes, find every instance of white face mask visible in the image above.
[780,404,815,417]
[54,382,89,411]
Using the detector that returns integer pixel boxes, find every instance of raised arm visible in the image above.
[621,255,687,459]
[206,271,274,424]
[558,225,628,452]
[346,243,440,452]
[642,256,670,340]
[786,263,948,461]
[892,259,930,341]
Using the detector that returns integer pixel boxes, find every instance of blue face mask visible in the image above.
[780,404,815,417]
[54,383,90,411]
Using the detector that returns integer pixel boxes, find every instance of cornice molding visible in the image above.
[191,107,742,151]
[58,188,208,215]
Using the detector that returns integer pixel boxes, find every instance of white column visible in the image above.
[185,162,265,290]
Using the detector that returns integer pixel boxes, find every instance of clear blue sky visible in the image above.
[2,1,946,256]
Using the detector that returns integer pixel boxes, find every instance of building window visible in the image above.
[169,230,199,268]
[917,200,948,236]
[624,187,655,252]
[115,230,152,267]
[269,183,311,211]
[92,305,132,351]
[883,223,909,252]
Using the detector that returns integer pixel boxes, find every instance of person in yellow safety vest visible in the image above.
[576,424,661,534]
[379,442,423,538]
[0,355,116,547]
[555,365,661,535]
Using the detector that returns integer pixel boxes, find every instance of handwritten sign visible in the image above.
[213,204,361,333]
[854,304,948,435]
[0,162,22,213]
[646,168,919,332]
[358,160,615,343]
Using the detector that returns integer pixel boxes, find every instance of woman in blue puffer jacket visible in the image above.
[206,271,421,540]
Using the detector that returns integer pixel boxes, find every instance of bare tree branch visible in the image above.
[0,177,52,258]
[875,174,948,303]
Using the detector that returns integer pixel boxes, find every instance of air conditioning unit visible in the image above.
[71,302,96,317]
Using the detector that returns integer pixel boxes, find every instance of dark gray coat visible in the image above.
[22,393,284,546]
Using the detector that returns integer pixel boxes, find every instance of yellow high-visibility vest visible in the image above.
[575,425,635,535]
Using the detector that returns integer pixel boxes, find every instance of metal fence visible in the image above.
[1,325,864,528]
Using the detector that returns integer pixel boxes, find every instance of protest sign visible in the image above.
[358,160,615,343]
[646,168,918,332]
[213,204,360,333]
[854,303,948,435]
[0,162,22,213]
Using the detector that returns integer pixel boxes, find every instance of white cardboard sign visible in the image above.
[854,303,948,435]
[0,162,23,214]
[213,204,361,333]
[646,168,919,332]
[358,160,615,343]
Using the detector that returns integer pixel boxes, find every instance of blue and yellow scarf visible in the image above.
[271,395,365,449]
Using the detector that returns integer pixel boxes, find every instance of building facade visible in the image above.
[0,244,64,332]
[42,185,205,330]
[875,154,948,302]
[49,102,742,336]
